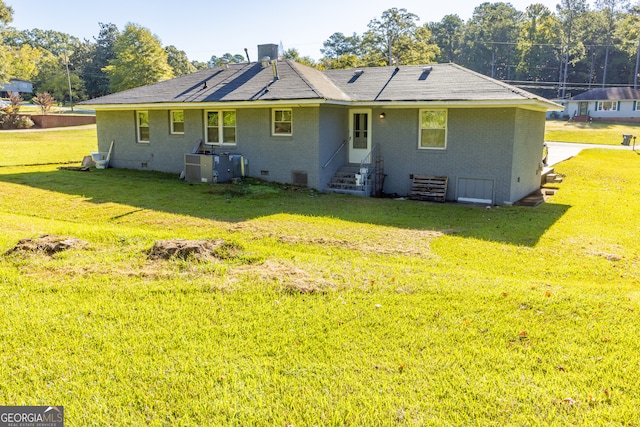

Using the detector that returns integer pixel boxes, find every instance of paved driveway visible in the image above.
[545,141,636,166]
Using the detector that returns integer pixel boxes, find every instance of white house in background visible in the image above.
[563,87,640,123]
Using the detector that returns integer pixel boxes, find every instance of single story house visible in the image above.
[563,87,640,123]
[0,78,33,97]
[81,44,561,205]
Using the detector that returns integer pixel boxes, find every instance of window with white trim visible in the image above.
[419,109,447,149]
[136,111,149,143]
[596,101,618,111]
[205,110,236,145]
[170,110,184,134]
[272,108,292,136]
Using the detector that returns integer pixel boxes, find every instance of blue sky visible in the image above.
[8,0,566,62]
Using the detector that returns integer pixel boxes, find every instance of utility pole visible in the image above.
[64,57,74,112]
[635,37,640,89]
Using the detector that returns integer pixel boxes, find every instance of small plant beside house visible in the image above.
[32,92,56,115]
[0,93,34,129]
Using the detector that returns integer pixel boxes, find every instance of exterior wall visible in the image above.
[376,108,519,204]
[96,106,322,187]
[234,106,321,188]
[512,109,545,203]
[318,105,349,189]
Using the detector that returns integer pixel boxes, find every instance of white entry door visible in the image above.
[349,109,371,164]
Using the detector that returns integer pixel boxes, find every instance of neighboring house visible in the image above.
[563,87,640,123]
[81,44,561,205]
[0,78,33,97]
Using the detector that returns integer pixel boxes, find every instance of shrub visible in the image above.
[32,92,55,115]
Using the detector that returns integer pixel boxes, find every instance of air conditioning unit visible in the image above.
[184,154,245,184]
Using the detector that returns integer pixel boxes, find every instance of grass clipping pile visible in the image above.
[5,234,88,256]
[147,239,239,262]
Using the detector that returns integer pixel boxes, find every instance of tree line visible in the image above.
[1,0,639,105]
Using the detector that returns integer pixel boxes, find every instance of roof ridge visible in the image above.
[289,60,350,100]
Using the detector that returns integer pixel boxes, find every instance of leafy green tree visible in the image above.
[515,4,562,85]
[191,60,209,71]
[4,28,80,56]
[461,2,522,79]
[165,45,197,76]
[556,0,589,97]
[104,23,173,92]
[207,53,245,67]
[0,0,13,24]
[320,53,363,70]
[595,0,630,85]
[616,4,640,87]
[321,32,362,59]
[429,14,465,63]
[362,8,422,65]
[283,48,320,68]
[80,23,118,98]
[0,0,13,83]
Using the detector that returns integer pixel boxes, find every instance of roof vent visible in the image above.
[261,56,271,68]
[422,66,433,72]
[354,70,364,76]
[221,58,230,70]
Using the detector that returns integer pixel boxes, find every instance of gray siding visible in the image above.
[511,109,545,203]
[236,107,321,188]
[97,106,322,187]
[318,105,349,188]
[376,108,519,203]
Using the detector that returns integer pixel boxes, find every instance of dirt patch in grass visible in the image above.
[231,220,443,256]
[232,259,337,294]
[5,234,88,256]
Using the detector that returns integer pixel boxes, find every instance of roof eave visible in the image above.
[84,99,327,110]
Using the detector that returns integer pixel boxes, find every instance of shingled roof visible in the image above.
[82,60,559,110]
[570,87,640,101]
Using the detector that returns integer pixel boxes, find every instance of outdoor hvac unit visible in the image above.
[184,153,245,184]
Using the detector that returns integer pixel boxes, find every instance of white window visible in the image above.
[597,101,618,111]
[272,108,292,136]
[419,109,447,149]
[136,111,149,143]
[205,110,236,145]
[170,110,184,134]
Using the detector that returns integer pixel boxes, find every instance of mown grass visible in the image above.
[1,129,639,425]
[0,126,97,166]
[545,120,640,145]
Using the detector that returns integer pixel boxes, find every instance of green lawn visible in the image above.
[0,126,97,166]
[1,129,639,425]
[545,120,640,145]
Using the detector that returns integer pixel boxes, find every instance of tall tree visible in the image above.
[461,2,522,79]
[104,23,173,92]
[0,0,14,83]
[320,32,362,59]
[80,23,118,98]
[165,45,197,76]
[557,0,589,97]
[362,8,422,66]
[595,0,630,86]
[516,3,562,86]
[429,14,465,63]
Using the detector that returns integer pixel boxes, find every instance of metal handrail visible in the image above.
[322,141,346,169]
[359,143,379,172]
